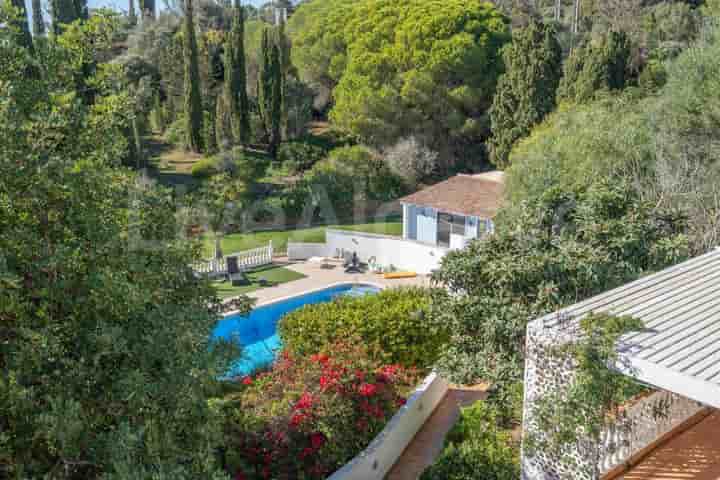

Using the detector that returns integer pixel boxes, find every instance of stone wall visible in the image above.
[521,318,706,480]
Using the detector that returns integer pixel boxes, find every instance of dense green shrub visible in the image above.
[277,141,326,174]
[281,145,406,221]
[164,115,186,146]
[191,156,220,178]
[279,287,446,369]
[421,402,519,480]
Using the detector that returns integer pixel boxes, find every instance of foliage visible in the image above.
[183,0,203,152]
[277,141,326,175]
[557,31,632,104]
[430,181,688,386]
[282,146,405,221]
[191,156,220,178]
[420,401,519,480]
[509,17,720,252]
[287,0,353,94]
[279,287,446,369]
[0,16,242,478]
[384,136,439,189]
[524,314,649,478]
[50,0,88,34]
[258,26,282,158]
[327,0,510,169]
[488,20,562,168]
[221,341,420,479]
[230,0,251,145]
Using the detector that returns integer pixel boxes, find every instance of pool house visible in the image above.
[399,171,505,250]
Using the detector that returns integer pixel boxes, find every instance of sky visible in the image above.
[26,0,268,26]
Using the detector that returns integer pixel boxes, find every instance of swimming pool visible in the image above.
[212,283,380,377]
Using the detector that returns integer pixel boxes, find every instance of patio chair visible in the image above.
[344,252,363,274]
[226,256,250,286]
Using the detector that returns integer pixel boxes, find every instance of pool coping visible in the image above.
[222,280,387,317]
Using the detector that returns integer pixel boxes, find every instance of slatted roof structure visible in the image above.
[534,249,720,408]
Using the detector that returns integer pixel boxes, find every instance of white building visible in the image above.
[398,171,505,249]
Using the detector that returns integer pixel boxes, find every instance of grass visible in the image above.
[213,265,307,299]
[204,221,403,258]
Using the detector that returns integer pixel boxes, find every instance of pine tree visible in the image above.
[9,0,33,51]
[32,0,44,36]
[183,0,203,152]
[489,21,562,168]
[232,0,251,145]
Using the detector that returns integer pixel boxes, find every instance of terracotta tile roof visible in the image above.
[399,172,505,219]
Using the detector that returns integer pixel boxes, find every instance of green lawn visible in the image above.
[213,265,307,299]
[204,221,403,258]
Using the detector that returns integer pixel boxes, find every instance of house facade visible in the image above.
[399,171,504,249]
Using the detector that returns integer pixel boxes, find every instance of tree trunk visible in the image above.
[573,0,581,34]
[32,0,45,36]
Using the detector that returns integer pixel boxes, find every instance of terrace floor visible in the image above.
[618,410,720,480]
[245,258,431,305]
[385,384,489,480]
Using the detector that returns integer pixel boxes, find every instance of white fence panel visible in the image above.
[192,241,274,278]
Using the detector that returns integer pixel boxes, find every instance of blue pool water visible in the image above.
[212,283,380,377]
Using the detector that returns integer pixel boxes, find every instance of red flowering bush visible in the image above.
[222,340,420,479]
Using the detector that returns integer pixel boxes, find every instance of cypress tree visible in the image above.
[139,0,155,20]
[216,94,232,149]
[258,27,282,157]
[9,0,33,51]
[258,28,271,140]
[128,0,137,26]
[277,16,290,140]
[32,0,45,36]
[232,0,251,145]
[489,21,562,168]
[51,0,87,34]
[557,31,632,104]
[268,41,282,158]
[183,0,203,153]
[223,11,239,145]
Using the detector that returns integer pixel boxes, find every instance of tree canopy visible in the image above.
[0,8,244,478]
[289,0,510,170]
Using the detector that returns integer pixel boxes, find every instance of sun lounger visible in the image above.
[383,271,417,279]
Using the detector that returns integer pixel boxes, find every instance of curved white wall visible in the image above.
[328,373,449,480]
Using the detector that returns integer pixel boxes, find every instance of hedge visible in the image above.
[278,287,447,369]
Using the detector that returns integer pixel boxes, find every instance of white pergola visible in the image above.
[522,250,720,479]
[537,249,720,408]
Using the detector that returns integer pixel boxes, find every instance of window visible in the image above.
[437,213,467,247]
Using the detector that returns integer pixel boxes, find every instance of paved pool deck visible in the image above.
[246,258,431,305]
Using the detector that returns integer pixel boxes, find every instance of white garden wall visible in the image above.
[328,373,450,480]
[286,242,331,261]
[325,229,448,274]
